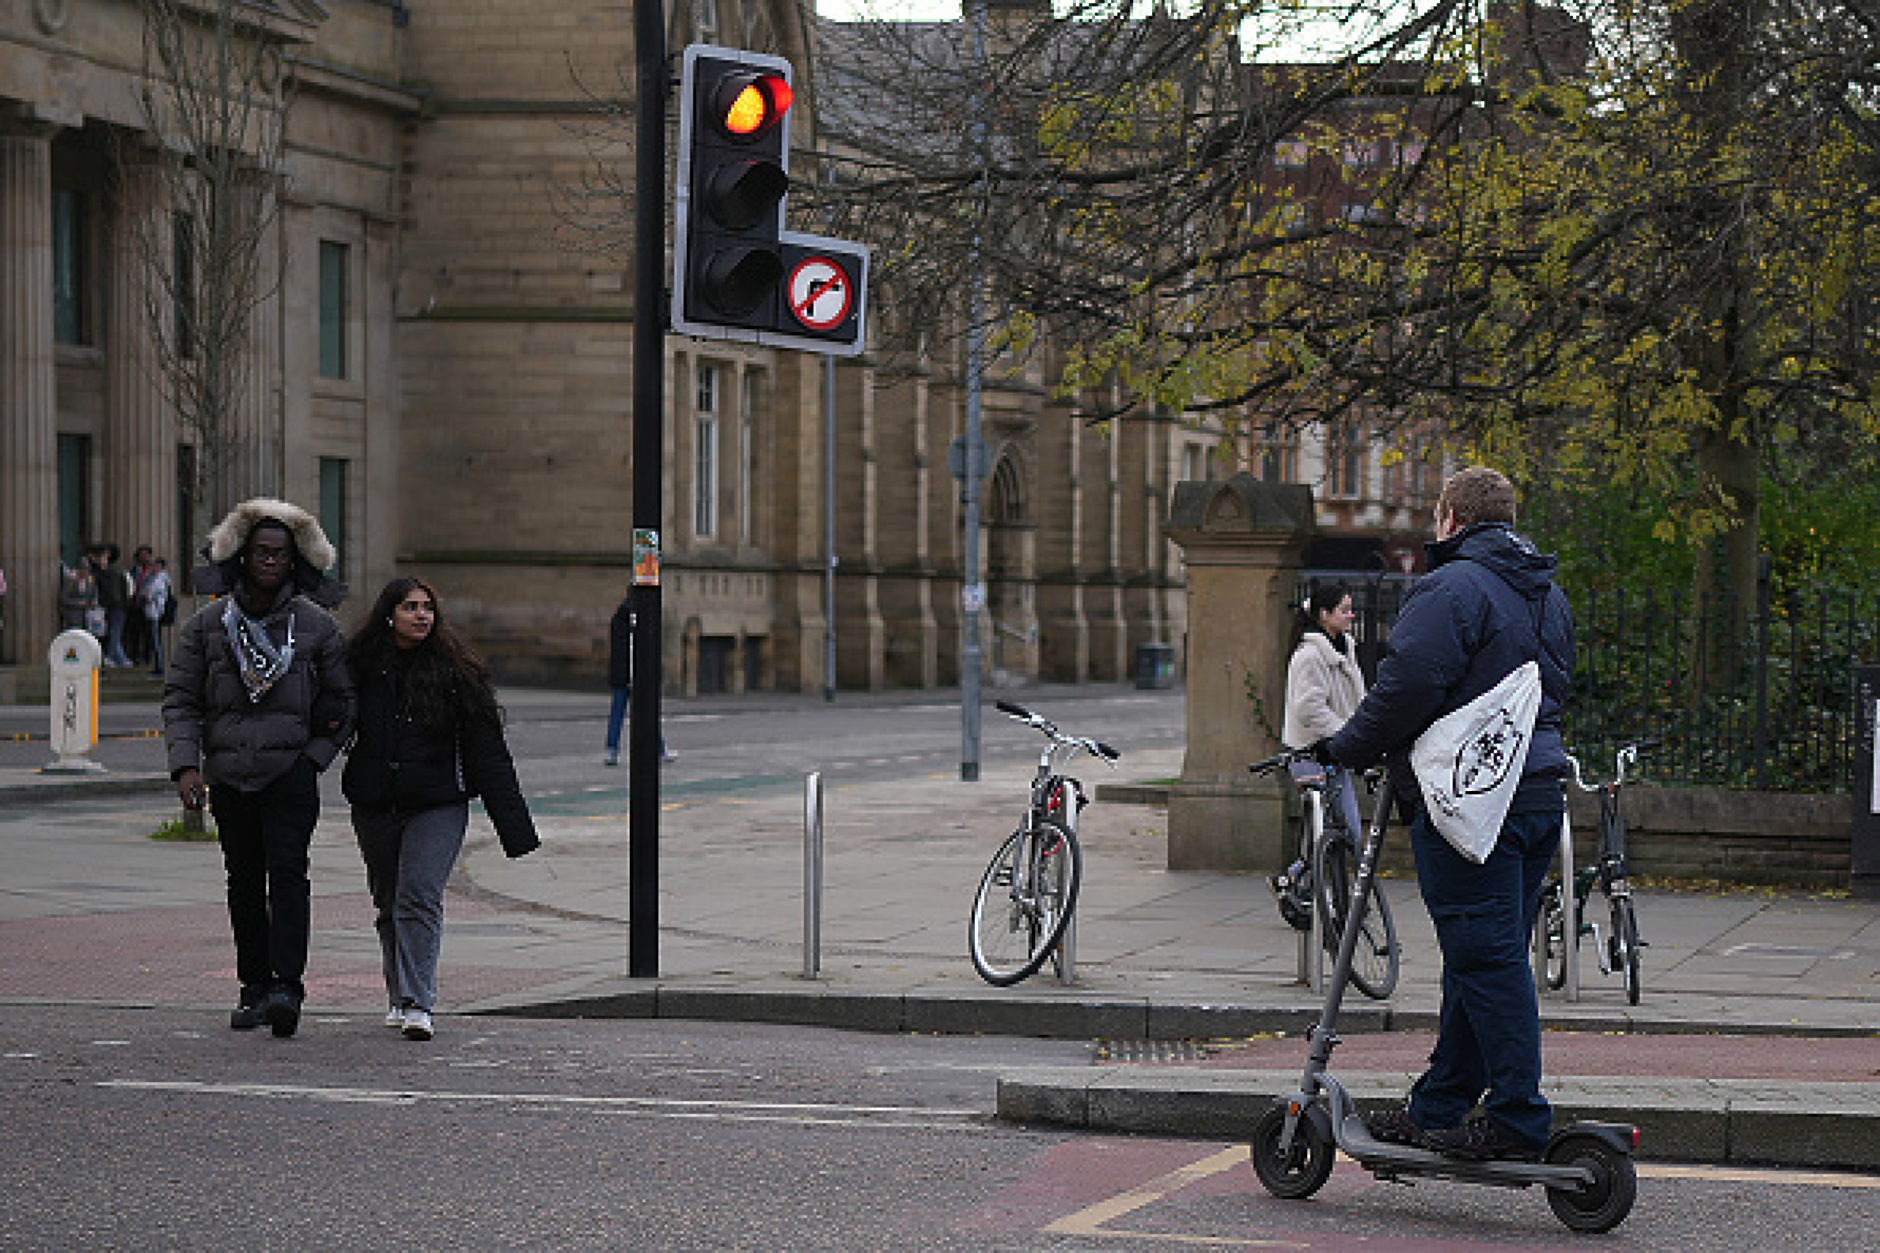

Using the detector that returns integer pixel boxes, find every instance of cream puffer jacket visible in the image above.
[1282,631,1366,749]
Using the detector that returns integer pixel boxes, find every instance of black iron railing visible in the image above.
[1300,564,1880,793]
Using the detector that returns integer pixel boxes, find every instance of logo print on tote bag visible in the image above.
[1454,707,1526,797]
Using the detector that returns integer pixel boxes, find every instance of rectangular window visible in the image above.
[318,458,348,577]
[1180,442,1213,483]
[1326,424,1366,499]
[1256,422,1297,484]
[52,190,86,345]
[173,213,197,359]
[318,240,348,379]
[57,434,90,566]
[176,445,197,594]
[694,364,718,539]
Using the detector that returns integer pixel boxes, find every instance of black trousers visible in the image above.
[211,757,321,998]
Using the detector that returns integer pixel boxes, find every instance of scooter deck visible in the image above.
[1338,1115,1595,1190]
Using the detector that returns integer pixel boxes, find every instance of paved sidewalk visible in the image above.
[2,684,1876,1172]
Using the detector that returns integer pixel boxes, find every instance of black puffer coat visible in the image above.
[342,652,539,858]
[1328,522,1575,817]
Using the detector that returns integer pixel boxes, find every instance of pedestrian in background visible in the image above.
[161,499,354,1039]
[126,545,156,665]
[142,556,173,676]
[604,593,673,766]
[1283,580,1365,749]
[344,576,539,1042]
[1269,580,1367,925]
[60,558,98,634]
[96,543,132,666]
[1323,466,1574,1162]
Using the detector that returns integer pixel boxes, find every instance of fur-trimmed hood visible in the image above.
[207,497,337,571]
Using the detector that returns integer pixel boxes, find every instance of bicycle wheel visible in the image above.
[969,819,1081,986]
[1539,881,1568,990]
[1611,895,1641,1005]
[1314,832,1399,1000]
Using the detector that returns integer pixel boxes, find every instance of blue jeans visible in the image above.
[605,686,664,754]
[1406,805,1561,1148]
[353,803,468,1014]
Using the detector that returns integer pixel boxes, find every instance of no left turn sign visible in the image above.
[786,256,855,331]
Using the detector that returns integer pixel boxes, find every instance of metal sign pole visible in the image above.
[628,0,665,977]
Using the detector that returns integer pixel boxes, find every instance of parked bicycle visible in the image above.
[968,701,1121,986]
[1250,748,1400,1000]
[1538,740,1658,1005]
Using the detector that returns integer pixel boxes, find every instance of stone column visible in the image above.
[106,155,174,563]
[0,125,61,671]
[1164,474,1314,870]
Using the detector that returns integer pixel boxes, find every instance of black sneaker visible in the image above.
[229,988,268,1031]
[1363,1105,1425,1147]
[263,986,302,1039]
[1422,1118,1543,1162]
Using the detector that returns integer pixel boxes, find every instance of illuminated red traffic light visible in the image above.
[715,73,792,139]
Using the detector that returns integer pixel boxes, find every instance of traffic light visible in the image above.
[672,44,868,356]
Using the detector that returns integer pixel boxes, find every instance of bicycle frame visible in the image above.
[1542,742,1652,1002]
[1022,747,1088,981]
[969,701,1119,988]
[1283,759,1366,992]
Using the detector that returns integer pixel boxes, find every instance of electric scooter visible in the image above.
[1246,750,1639,1235]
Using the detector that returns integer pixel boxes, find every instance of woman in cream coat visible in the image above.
[1283,581,1366,749]
[1271,582,1366,925]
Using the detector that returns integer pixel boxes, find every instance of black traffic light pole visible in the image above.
[629,0,665,978]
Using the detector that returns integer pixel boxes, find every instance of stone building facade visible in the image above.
[1,0,1425,698]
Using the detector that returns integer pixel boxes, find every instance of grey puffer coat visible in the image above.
[162,590,355,792]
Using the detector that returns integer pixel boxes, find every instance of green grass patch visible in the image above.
[150,817,217,842]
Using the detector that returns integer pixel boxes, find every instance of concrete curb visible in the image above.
[0,773,173,803]
[993,1066,1880,1173]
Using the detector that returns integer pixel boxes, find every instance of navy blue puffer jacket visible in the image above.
[1328,522,1575,816]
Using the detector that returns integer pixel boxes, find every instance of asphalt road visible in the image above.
[3,1005,1875,1251]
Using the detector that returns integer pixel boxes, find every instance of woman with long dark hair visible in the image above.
[343,576,538,1041]
[1270,580,1367,926]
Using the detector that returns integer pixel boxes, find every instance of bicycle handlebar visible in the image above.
[996,700,1121,762]
[1564,738,1659,791]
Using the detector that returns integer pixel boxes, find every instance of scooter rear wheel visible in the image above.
[1543,1133,1637,1233]
[1250,1102,1335,1199]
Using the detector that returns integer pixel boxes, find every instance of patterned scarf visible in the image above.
[223,599,296,704]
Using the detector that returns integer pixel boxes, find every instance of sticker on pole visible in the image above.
[786,256,855,331]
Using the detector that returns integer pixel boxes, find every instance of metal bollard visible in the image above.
[803,771,823,979]
[1535,801,1579,1000]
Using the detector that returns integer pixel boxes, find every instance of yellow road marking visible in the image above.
[1640,1163,1880,1189]
[1043,1146,1300,1246]
[1039,1145,1880,1246]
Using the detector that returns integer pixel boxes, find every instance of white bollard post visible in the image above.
[45,630,106,775]
[803,771,823,979]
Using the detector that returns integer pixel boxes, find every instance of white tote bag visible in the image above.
[1410,660,1543,863]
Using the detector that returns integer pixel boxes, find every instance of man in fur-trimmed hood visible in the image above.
[197,496,346,609]
[162,498,355,1038]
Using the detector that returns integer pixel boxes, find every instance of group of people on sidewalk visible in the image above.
[159,499,540,1043]
[1278,466,1576,1164]
[58,543,175,673]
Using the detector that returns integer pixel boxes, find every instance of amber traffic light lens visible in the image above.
[720,74,793,138]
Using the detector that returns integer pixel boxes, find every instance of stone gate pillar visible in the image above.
[1164,474,1313,870]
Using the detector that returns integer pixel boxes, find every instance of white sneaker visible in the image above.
[401,1009,434,1041]
[383,1006,406,1030]
[660,747,678,763]
[603,749,619,766]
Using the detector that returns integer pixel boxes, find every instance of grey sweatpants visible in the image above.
[352,802,468,1014]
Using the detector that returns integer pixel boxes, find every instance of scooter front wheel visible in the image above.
[1544,1133,1637,1233]
[1250,1102,1335,1199]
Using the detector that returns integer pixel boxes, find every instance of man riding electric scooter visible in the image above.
[1251,467,1638,1235]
